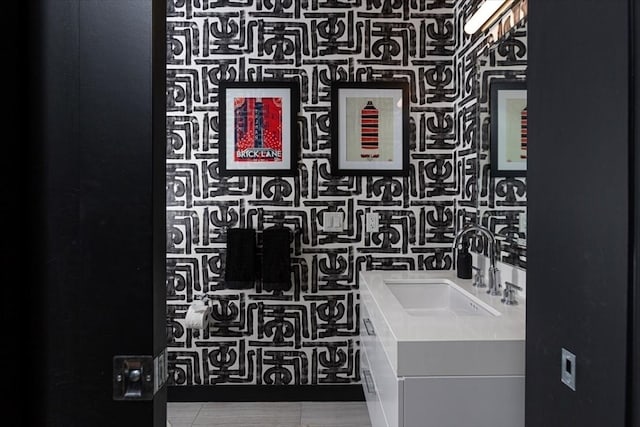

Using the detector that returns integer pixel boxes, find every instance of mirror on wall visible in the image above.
[474,19,527,269]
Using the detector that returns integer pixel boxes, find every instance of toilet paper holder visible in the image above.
[192,294,213,305]
[185,296,215,331]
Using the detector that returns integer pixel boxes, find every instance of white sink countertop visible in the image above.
[359,270,526,377]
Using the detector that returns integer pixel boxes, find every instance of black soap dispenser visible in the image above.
[456,240,472,279]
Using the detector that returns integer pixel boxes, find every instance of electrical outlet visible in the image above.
[365,212,379,232]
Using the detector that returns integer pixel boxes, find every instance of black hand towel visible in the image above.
[261,228,292,292]
[224,228,256,289]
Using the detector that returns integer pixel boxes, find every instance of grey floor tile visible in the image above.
[168,402,203,423]
[194,402,302,426]
[167,401,372,427]
[300,402,371,427]
[168,402,204,411]
[193,424,300,427]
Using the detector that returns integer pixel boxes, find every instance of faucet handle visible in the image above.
[504,281,522,291]
[501,281,522,305]
[471,266,486,288]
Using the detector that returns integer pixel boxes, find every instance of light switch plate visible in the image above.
[518,212,527,231]
[365,212,379,232]
[323,212,343,232]
[561,348,576,391]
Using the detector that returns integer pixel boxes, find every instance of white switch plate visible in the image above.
[518,213,527,246]
[518,212,527,231]
[365,212,379,232]
[323,212,343,232]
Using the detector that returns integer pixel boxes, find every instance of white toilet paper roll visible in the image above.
[185,308,207,329]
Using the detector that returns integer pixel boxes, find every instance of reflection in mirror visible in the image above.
[474,19,527,269]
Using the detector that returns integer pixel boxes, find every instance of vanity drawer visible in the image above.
[403,375,525,427]
[360,302,403,427]
[360,301,376,349]
[360,344,387,427]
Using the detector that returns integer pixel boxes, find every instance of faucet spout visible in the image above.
[453,224,496,267]
[453,223,501,296]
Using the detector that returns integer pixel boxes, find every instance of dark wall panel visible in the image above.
[153,0,168,362]
[633,0,640,424]
[26,1,44,424]
[34,0,165,425]
[527,0,630,426]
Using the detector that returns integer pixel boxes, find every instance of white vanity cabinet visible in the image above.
[359,271,526,427]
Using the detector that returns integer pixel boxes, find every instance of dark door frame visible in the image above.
[23,0,638,425]
[527,1,637,426]
[26,0,167,425]
[631,0,640,424]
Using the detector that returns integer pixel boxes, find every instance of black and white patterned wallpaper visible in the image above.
[454,0,527,269]
[166,0,458,386]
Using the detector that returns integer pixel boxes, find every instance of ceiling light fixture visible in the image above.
[464,0,511,35]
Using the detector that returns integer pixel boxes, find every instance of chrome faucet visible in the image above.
[502,281,523,305]
[471,266,486,288]
[453,224,502,296]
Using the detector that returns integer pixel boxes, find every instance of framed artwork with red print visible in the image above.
[219,81,300,176]
[330,81,409,177]
[490,80,527,177]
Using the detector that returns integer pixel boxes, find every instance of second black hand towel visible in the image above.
[224,228,256,289]
[262,227,292,292]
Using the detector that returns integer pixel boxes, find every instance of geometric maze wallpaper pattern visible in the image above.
[454,0,527,269]
[475,24,527,269]
[166,0,523,386]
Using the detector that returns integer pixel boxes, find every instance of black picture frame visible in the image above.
[490,80,527,178]
[218,81,300,177]
[330,81,410,176]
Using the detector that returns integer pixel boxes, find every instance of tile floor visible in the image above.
[167,401,372,427]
